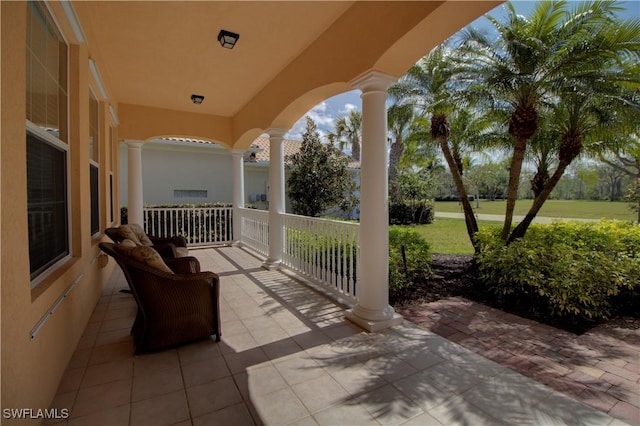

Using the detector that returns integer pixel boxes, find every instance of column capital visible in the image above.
[266,128,287,139]
[124,140,144,149]
[231,149,246,157]
[351,70,397,93]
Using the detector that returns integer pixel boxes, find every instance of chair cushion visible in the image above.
[115,243,174,274]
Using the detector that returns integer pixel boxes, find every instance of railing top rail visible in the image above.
[144,206,232,211]
[282,212,359,229]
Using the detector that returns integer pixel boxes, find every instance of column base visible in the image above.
[262,259,282,271]
[345,308,403,332]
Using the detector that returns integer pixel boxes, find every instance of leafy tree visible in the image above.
[387,101,416,203]
[327,109,362,161]
[287,117,357,217]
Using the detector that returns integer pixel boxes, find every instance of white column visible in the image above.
[231,150,245,245]
[126,141,144,226]
[263,129,287,270]
[346,71,403,332]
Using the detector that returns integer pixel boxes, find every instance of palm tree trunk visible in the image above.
[501,137,528,240]
[508,161,570,243]
[438,137,479,251]
[389,136,404,203]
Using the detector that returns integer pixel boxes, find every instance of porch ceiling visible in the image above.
[63,1,501,148]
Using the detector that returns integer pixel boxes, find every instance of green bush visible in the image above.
[389,226,432,297]
[389,200,434,225]
[475,220,640,324]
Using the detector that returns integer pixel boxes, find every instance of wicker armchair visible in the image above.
[105,224,188,258]
[99,242,221,354]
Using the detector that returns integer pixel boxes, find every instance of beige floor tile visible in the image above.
[312,402,377,426]
[186,376,244,418]
[132,367,184,402]
[88,341,134,366]
[273,354,326,386]
[71,379,132,418]
[177,339,223,365]
[244,364,289,396]
[223,347,270,374]
[67,404,130,426]
[192,402,255,426]
[251,387,310,426]
[130,389,189,426]
[260,337,304,361]
[182,355,231,388]
[81,358,133,388]
[133,349,180,377]
[291,374,350,413]
[355,384,424,426]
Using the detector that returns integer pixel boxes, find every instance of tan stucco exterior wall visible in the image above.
[1,3,116,423]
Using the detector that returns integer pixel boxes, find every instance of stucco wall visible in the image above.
[1,3,116,423]
[118,141,276,210]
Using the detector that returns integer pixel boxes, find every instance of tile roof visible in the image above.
[163,136,360,169]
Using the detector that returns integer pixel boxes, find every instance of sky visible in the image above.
[283,0,639,141]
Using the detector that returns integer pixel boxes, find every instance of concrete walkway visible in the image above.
[434,211,598,223]
[401,297,640,425]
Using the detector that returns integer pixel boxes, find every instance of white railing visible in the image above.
[239,207,269,257]
[282,213,358,304]
[142,206,359,303]
[143,206,233,246]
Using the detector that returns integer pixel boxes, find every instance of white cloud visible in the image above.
[341,103,358,114]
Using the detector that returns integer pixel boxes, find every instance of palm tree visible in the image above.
[387,100,416,202]
[454,0,640,241]
[327,109,362,161]
[391,46,482,250]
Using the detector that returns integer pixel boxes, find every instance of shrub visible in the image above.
[389,226,432,297]
[389,200,434,225]
[475,220,640,325]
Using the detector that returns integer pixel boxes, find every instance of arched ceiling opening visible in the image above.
[56,1,501,149]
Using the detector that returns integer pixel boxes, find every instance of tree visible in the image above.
[287,117,357,217]
[327,109,362,161]
[391,45,481,250]
[387,101,416,203]
[455,0,640,242]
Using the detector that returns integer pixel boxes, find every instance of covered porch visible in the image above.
[48,245,619,425]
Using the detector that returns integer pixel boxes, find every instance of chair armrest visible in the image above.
[150,235,188,248]
[165,256,202,274]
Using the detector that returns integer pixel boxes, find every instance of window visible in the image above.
[26,1,68,142]
[27,129,69,280]
[26,1,69,282]
[174,189,208,199]
[89,94,99,235]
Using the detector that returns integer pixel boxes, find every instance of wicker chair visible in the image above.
[99,242,221,354]
[105,225,188,258]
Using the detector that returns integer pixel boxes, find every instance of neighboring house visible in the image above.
[120,136,360,216]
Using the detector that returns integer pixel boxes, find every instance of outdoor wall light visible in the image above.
[191,94,205,104]
[218,29,239,49]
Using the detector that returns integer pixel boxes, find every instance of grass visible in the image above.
[413,218,500,255]
[435,199,635,221]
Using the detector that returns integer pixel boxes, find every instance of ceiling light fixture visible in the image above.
[217,29,239,49]
[191,94,205,104]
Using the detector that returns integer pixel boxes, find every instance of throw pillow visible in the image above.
[116,244,174,274]
[128,223,154,246]
[117,225,142,245]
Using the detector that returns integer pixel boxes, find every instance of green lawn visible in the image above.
[413,219,500,255]
[435,199,634,221]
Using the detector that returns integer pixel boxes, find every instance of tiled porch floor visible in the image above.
[48,246,626,425]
